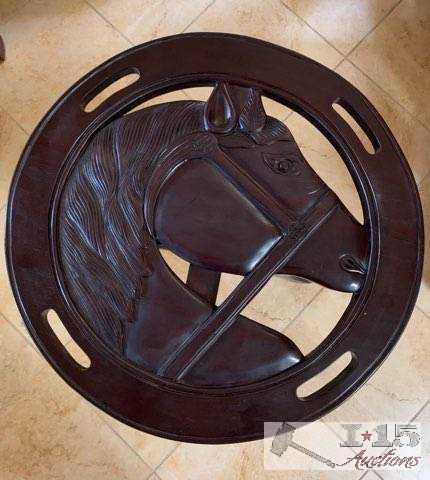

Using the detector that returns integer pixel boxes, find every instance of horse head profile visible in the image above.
[59,82,368,387]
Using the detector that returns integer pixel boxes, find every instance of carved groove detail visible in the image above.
[60,101,206,353]
[339,254,367,275]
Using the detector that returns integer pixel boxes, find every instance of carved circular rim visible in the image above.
[6,33,423,443]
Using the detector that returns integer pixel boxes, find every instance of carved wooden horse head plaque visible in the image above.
[7,34,423,443]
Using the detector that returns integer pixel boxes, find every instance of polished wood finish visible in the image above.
[6,33,423,443]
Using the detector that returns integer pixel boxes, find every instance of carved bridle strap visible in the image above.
[144,132,299,233]
[143,132,338,380]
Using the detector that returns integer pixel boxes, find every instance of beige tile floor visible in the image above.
[0,1,429,479]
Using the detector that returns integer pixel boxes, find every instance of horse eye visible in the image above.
[262,153,300,176]
[276,160,290,173]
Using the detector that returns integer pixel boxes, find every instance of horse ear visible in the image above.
[237,88,266,134]
[204,82,238,133]
[204,83,267,134]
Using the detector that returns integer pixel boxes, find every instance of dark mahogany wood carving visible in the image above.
[58,83,366,386]
[0,35,5,62]
[7,33,423,443]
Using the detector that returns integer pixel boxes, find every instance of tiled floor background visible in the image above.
[0,1,429,479]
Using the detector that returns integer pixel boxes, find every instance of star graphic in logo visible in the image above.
[361,430,372,441]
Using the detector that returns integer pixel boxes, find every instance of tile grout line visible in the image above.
[364,399,429,478]
[0,309,39,353]
[335,398,430,478]
[282,285,323,333]
[323,422,384,479]
[101,418,155,474]
[418,170,430,187]
[409,399,429,422]
[366,399,430,477]
[84,0,216,106]
[181,0,217,33]
[280,0,430,136]
[333,56,346,71]
[0,7,34,136]
[97,407,180,475]
[343,0,430,136]
[345,0,403,58]
[335,54,430,142]
[154,442,182,474]
[280,0,401,64]
[345,57,430,135]
[366,467,385,479]
[323,421,364,466]
[357,470,373,479]
[279,0,346,60]
[412,112,430,135]
[415,305,430,321]
[84,0,135,46]
[324,424,385,479]
[417,166,430,190]
[0,103,29,136]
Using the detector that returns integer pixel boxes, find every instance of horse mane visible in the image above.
[60,101,205,352]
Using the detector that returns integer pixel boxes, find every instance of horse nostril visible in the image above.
[339,254,366,275]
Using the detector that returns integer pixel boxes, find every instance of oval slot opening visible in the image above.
[297,351,354,399]
[84,70,140,112]
[44,309,91,369]
[332,100,378,154]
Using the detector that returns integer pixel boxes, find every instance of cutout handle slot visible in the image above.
[83,68,140,113]
[43,309,91,369]
[297,351,355,399]
[333,100,379,154]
